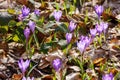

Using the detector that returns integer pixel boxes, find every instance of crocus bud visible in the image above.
[80,35,85,41]
[94,5,104,18]
[102,22,108,33]
[18,58,30,74]
[24,27,30,41]
[102,73,113,80]
[22,76,34,80]
[53,10,62,22]
[34,9,40,16]
[95,23,103,34]
[65,33,72,43]
[52,58,62,71]
[68,21,77,32]
[90,28,97,37]
[18,14,24,21]
[21,6,30,17]
[84,36,91,48]
[77,40,86,54]
[28,20,36,33]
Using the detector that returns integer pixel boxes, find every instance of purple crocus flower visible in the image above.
[80,35,85,41]
[21,6,30,17]
[24,27,30,41]
[34,9,40,16]
[94,5,104,18]
[96,22,108,34]
[90,28,97,37]
[78,36,91,53]
[102,22,108,33]
[22,76,34,80]
[53,10,62,22]
[52,58,62,71]
[65,33,72,43]
[28,20,36,33]
[18,58,30,73]
[95,23,103,34]
[77,40,86,54]
[18,14,24,21]
[84,36,91,47]
[102,73,113,80]
[68,21,77,32]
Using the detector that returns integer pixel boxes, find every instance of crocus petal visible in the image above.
[94,5,104,18]
[18,14,24,21]
[28,20,36,32]
[24,27,30,41]
[90,28,97,37]
[53,10,62,22]
[22,76,26,80]
[18,58,30,74]
[21,6,30,17]
[84,36,91,47]
[102,22,108,33]
[18,60,22,69]
[22,76,34,80]
[95,23,103,34]
[34,9,40,16]
[31,77,34,80]
[103,23,108,30]
[77,41,86,54]
[102,73,113,80]
[52,58,62,71]
[27,77,30,80]
[65,33,72,43]
[68,21,77,32]
[25,60,30,68]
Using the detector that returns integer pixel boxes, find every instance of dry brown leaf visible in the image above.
[42,75,53,80]
[39,2,48,10]
[102,12,118,28]
[109,68,118,75]
[44,35,53,43]
[12,74,22,80]
[66,73,81,80]
[112,45,120,51]
[37,32,47,43]
[93,58,106,67]
[16,0,28,5]
[0,41,9,53]
[90,76,98,80]
[0,72,7,79]
[38,57,50,69]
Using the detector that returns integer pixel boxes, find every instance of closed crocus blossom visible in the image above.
[22,76,34,80]
[18,58,30,73]
[28,20,36,33]
[66,33,72,43]
[94,5,104,18]
[68,21,77,32]
[21,6,30,17]
[102,22,108,33]
[90,28,97,37]
[102,73,113,80]
[78,36,91,53]
[84,36,91,47]
[53,10,62,22]
[80,35,85,41]
[77,40,86,54]
[52,58,62,71]
[34,9,40,16]
[95,23,103,34]
[18,14,24,21]
[24,27,30,41]
[80,36,91,47]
